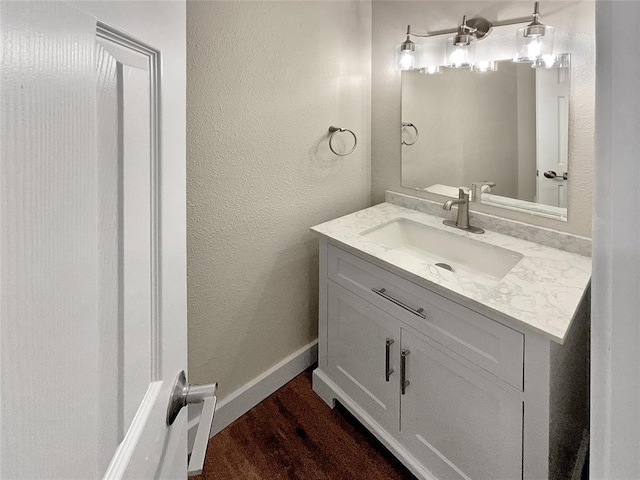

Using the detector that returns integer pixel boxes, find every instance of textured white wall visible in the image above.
[187,1,371,397]
[372,1,595,236]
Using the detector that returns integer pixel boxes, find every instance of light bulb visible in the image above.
[448,45,472,68]
[446,35,475,68]
[515,23,554,63]
[450,46,466,66]
[399,50,416,70]
[526,38,542,59]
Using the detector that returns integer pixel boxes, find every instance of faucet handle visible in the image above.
[471,180,496,188]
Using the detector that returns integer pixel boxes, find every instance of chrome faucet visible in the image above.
[471,181,496,203]
[442,188,484,234]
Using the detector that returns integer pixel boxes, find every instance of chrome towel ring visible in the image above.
[402,122,419,146]
[328,126,357,156]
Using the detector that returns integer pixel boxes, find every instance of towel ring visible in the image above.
[402,122,419,146]
[328,126,357,156]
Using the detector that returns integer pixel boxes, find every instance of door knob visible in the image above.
[543,170,568,180]
[166,370,217,476]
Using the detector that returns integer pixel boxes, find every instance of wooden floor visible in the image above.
[194,369,416,479]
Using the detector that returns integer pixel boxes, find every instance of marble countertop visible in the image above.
[311,202,591,344]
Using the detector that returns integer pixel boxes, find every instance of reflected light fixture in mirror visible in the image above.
[421,65,442,75]
[472,60,498,72]
[533,52,570,69]
[515,2,554,62]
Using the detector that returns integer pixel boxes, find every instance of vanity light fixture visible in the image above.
[398,26,418,71]
[397,2,554,71]
[515,2,554,63]
[445,16,481,68]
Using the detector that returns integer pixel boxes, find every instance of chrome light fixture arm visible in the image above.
[402,2,544,42]
[404,17,492,42]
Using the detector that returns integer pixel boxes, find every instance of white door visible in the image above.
[0,1,198,478]
[536,64,570,208]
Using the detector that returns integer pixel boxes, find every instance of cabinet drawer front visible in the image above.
[327,244,524,390]
[401,329,523,480]
[327,283,401,433]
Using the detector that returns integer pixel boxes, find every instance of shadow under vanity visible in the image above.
[310,193,590,480]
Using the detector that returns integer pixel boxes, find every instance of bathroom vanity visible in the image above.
[311,195,591,480]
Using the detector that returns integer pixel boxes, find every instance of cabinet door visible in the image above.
[401,329,523,480]
[327,282,400,433]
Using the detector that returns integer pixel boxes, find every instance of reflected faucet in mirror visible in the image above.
[471,181,496,203]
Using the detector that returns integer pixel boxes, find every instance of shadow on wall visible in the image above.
[305,129,350,182]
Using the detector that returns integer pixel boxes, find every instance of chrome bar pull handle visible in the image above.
[372,287,426,319]
[385,338,395,381]
[401,349,410,395]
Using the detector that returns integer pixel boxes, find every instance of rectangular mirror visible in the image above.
[401,56,570,220]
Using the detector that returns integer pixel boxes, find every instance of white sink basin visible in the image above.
[361,218,523,281]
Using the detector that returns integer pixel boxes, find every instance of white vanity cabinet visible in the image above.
[399,328,523,480]
[313,239,588,480]
[326,282,401,433]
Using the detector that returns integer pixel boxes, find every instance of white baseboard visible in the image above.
[204,339,318,438]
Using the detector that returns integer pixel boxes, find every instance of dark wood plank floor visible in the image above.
[195,369,416,479]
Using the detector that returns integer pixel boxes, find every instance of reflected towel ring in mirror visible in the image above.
[328,126,357,156]
[402,122,419,146]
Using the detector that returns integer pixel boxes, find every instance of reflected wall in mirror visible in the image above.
[401,56,570,220]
